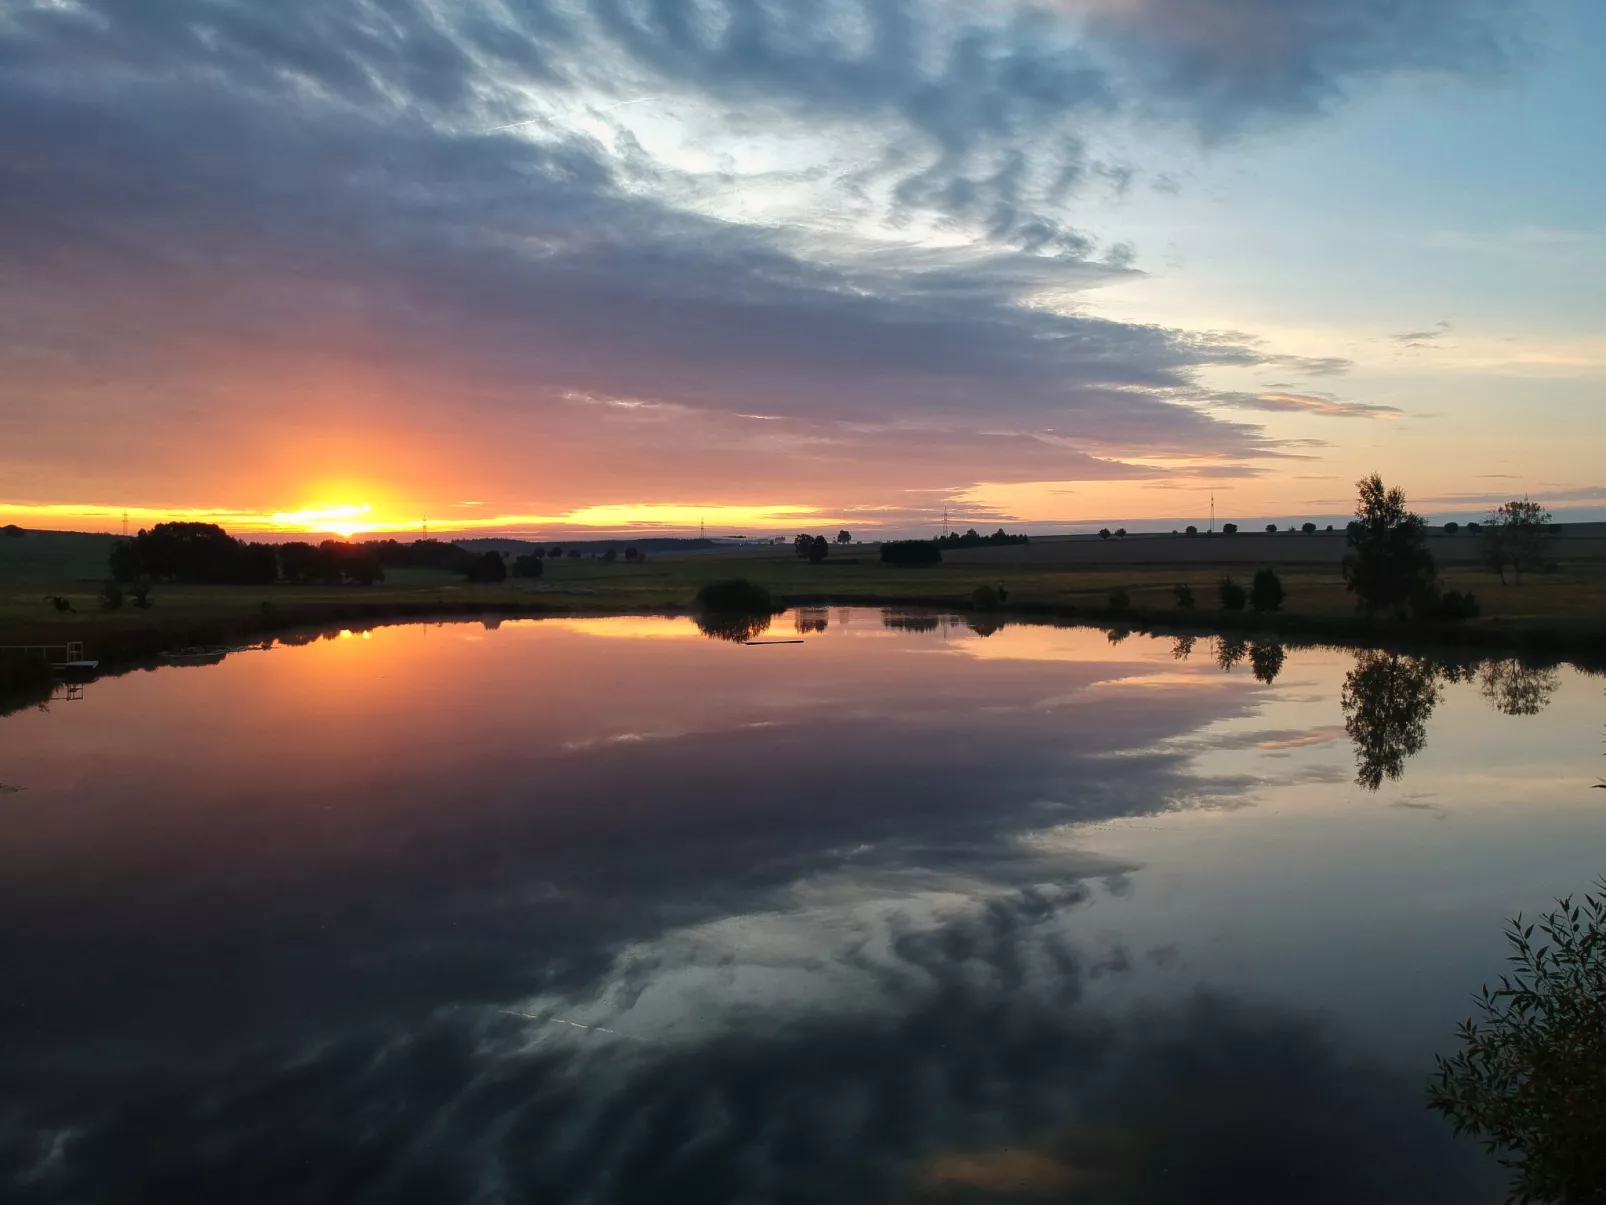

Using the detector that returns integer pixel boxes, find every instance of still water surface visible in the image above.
[2,612,1603,1203]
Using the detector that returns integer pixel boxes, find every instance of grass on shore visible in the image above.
[3,541,1605,667]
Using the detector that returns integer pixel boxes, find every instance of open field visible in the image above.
[3,529,1605,669]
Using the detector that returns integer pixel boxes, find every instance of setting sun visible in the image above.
[269,504,376,539]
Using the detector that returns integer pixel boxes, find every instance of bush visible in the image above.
[624,547,638,560]
[971,585,1000,611]
[1115,527,1127,538]
[1265,523,1278,534]
[1218,577,1247,611]
[1107,588,1130,614]
[1301,522,1317,534]
[1173,583,1195,610]
[1098,528,1111,540]
[694,579,775,614]
[881,540,942,566]
[510,553,544,578]
[1429,881,1606,1204]
[1185,525,1198,536]
[1444,521,1460,535]
[1420,588,1480,622]
[603,549,617,562]
[1222,523,1238,535]
[1249,568,1284,612]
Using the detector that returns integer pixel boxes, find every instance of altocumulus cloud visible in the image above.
[0,0,1524,506]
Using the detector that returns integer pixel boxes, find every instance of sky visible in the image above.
[1,0,1602,538]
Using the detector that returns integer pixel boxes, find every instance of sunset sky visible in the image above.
[2,0,1602,538]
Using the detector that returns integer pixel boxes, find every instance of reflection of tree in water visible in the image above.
[1214,635,1249,672]
[966,615,1007,637]
[882,611,941,633]
[1171,635,1196,661]
[1477,659,1562,716]
[1249,641,1287,685]
[793,607,830,635]
[694,612,774,643]
[1341,651,1442,791]
[1106,627,1131,646]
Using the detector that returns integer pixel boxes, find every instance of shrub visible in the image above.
[881,540,942,566]
[1429,882,1606,1204]
[1098,528,1111,540]
[1218,577,1247,611]
[1185,525,1198,536]
[1265,523,1278,534]
[1107,588,1130,614]
[694,579,775,614]
[624,547,638,560]
[1301,522,1317,534]
[1115,527,1127,538]
[1444,521,1460,535]
[1249,568,1284,613]
[1173,583,1195,610]
[510,553,544,578]
[1222,523,1238,535]
[1421,589,1480,622]
[971,585,1000,611]
[603,549,617,562]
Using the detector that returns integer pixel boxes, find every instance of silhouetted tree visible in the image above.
[116,521,276,584]
[793,533,815,559]
[1098,528,1112,540]
[1249,641,1286,684]
[693,579,776,642]
[1429,881,1606,1204]
[464,551,507,582]
[624,547,638,560]
[1173,583,1195,610]
[99,580,124,610]
[1265,523,1278,534]
[603,548,617,562]
[511,553,545,578]
[1341,650,1440,790]
[971,585,1001,611]
[1482,498,1553,585]
[1249,568,1284,612]
[1185,525,1198,536]
[836,530,852,544]
[1443,521,1460,535]
[1218,577,1246,611]
[549,546,563,558]
[1301,522,1317,534]
[1342,474,1436,617]
[1115,527,1127,538]
[1221,523,1238,535]
[1107,588,1130,614]
[108,540,141,582]
[1171,634,1195,660]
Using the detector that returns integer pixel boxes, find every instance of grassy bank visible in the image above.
[4,536,1605,678]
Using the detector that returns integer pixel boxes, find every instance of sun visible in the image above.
[270,503,376,538]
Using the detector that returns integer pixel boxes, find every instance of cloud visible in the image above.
[1214,392,1403,419]
[0,0,1525,514]
[1393,320,1455,346]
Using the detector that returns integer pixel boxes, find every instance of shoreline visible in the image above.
[4,591,1603,716]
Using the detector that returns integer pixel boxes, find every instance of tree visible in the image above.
[1301,522,1317,535]
[1249,641,1286,684]
[793,533,815,559]
[1482,498,1553,585]
[1098,528,1111,540]
[1185,525,1198,536]
[806,535,829,563]
[1107,588,1130,614]
[1341,474,1436,617]
[1444,521,1460,535]
[464,550,506,582]
[1429,881,1606,1204]
[511,553,544,578]
[603,548,617,562]
[836,530,852,545]
[99,580,124,610]
[549,546,563,558]
[1217,577,1246,611]
[1222,523,1238,535]
[1265,523,1278,534]
[1115,527,1127,538]
[1173,583,1195,610]
[1249,568,1284,612]
[624,547,639,560]
[1,523,23,538]
[1215,635,1248,671]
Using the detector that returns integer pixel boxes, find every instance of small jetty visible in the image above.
[0,642,99,676]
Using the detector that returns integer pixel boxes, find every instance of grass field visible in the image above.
[3,530,1604,665]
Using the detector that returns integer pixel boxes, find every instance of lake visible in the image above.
[2,611,1602,1203]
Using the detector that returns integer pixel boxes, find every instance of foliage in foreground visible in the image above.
[1429,882,1606,1204]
